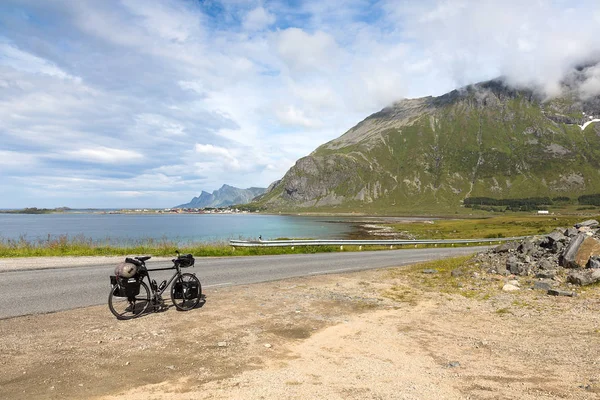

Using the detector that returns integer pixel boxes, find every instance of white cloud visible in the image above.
[134,113,186,136]
[275,28,342,74]
[388,0,600,98]
[195,143,234,158]
[0,150,39,169]
[64,147,144,164]
[243,7,276,31]
[579,65,600,99]
[0,42,80,82]
[276,105,321,128]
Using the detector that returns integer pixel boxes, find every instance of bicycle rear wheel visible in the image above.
[170,273,202,311]
[108,281,150,319]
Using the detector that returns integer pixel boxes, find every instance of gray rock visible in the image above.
[560,233,587,268]
[552,241,564,254]
[447,361,460,368]
[518,241,536,256]
[422,269,438,274]
[587,256,600,269]
[450,269,463,277]
[502,283,520,291]
[575,219,599,229]
[547,230,567,243]
[496,264,509,276]
[567,269,600,286]
[565,227,579,237]
[537,259,554,270]
[533,280,554,290]
[535,270,557,279]
[493,241,519,253]
[507,256,520,274]
[547,289,576,297]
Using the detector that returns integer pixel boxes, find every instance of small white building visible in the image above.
[537,210,549,215]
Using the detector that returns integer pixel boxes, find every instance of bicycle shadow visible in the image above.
[135,294,207,318]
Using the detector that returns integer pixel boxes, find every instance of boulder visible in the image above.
[518,241,536,256]
[567,269,600,286]
[552,241,564,254]
[564,227,579,237]
[502,283,520,292]
[506,256,520,274]
[574,237,600,267]
[547,230,567,243]
[535,270,557,279]
[575,219,599,229]
[493,241,519,253]
[577,226,595,235]
[560,234,587,268]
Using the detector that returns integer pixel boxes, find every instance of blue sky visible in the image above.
[1,0,599,208]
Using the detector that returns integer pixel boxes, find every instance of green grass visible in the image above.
[0,234,473,258]
[384,255,479,300]
[387,214,591,239]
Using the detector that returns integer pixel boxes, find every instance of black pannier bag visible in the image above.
[172,280,199,300]
[110,275,141,300]
[178,254,195,268]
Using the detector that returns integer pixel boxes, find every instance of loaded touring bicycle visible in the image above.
[108,251,202,319]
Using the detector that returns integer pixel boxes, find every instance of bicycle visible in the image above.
[108,251,202,320]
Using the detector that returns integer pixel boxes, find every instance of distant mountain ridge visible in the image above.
[176,185,266,209]
[254,64,600,212]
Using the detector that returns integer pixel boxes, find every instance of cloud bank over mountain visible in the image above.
[0,0,599,207]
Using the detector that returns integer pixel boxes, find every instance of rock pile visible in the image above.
[474,219,600,290]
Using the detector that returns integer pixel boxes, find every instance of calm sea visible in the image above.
[0,213,358,244]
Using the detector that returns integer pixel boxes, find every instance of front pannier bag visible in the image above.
[172,280,199,299]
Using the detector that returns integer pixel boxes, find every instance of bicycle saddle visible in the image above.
[135,256,152,262]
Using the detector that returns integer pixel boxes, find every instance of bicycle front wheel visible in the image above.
[170,273,202,311]
[108,281,150,320]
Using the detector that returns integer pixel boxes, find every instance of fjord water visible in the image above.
[0,213,356,244]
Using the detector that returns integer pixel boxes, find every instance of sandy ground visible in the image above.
[1,258,599,399]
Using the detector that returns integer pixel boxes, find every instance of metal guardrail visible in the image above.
[229,237,525,247]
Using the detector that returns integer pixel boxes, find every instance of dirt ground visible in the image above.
[1,258,599,400]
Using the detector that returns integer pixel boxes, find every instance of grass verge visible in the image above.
[0,234,494,258]
[388,215,592,239]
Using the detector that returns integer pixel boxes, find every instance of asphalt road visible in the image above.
[0,246,489,319]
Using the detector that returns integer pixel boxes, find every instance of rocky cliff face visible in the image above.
[256,68,600,212]
[176,184,266,209]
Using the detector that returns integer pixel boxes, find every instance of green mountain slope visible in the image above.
[256,78,600,213]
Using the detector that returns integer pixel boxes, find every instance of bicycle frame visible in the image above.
[142,264,184,298]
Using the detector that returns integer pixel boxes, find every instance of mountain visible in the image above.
[176,185,266,209]
[255,68,600,213]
